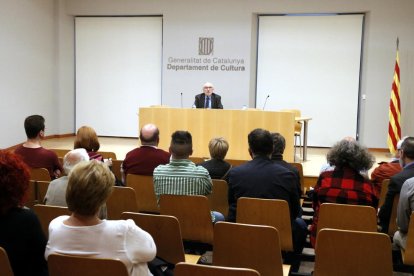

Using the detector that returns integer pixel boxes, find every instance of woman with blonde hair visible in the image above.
[45,160,156,275]
[199,137,231,180]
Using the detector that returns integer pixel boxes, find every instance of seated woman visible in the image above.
[74,126,103,161]
[0,150,48,276]
[310,139,378,247]
[45,160,156,275]
[199,137,231,181]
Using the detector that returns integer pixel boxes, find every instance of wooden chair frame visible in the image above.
[126,174,159,214]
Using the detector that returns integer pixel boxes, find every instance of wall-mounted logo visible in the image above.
[199,37,214,55]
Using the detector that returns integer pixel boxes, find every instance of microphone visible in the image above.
[180,92,183,108]
[262,94,270,110]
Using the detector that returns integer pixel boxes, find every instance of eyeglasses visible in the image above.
[204,86,213,89]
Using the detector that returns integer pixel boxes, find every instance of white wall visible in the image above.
[1,0,414,148]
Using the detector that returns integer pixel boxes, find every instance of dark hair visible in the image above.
[401,137,414,159]
[271,132,286,155]
[24,115,45,139]
[170,131,192,158]
[0,150,30,214]
[248,128,274,156]
[140,128,160,145]
[326,139,374,171]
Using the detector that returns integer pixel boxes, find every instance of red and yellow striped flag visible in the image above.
[387,41,401,154]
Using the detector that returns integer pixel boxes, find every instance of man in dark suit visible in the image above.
[379,136,414,233]
[227,128,306,254]
[193,82,223,109]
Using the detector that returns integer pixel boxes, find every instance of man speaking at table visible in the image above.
[193,82,223,109]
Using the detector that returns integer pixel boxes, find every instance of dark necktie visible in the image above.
[205,96,210,108]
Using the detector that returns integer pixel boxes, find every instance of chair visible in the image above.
[401,212,414,265]
[389,194,400,237]
[120,212,200,264]
[159,194,214,244]
[49,148,70,158]
[106,186,139,219]
[47,254,128,276]
[30,168,51,181]
[213,222,290,276]
[0,247,13,276]
[317,203,378,234]
[97,151,117,160]
[175,262,260,276]
[280,109,302,159]
[379,178,390,207]
[289,162,305,195]
[236,197,293,252]
[24,180,38,209]
[32,204,71,237]
[225,159,248,167]
[189,156,205,164]
[111,159,123,181]
[36,180,50,204]
[207,179,228,219]
[126,174,159,214]
[314,228,392,276]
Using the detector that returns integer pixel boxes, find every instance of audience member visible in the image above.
[153,130,224,222]
[199,137,231,181]
[74,125,103,161]
[14,115,62,179]
[227,128,306,254]
[122,124,170,183]
[0,150,48,276]
[310,139,377,247]
[45,160,156,276]
[393,177,414,251]
[379,137,414,233]
[370,137,406,195]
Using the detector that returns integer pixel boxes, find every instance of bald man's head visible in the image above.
[140,124,160,146]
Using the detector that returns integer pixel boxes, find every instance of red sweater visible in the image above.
[122,146,170,176]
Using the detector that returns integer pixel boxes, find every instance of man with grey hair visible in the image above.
[44,148,89,206]
[193,82,223,109]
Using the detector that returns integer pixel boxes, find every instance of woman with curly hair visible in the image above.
[0,150,48,276]
[309,139,378,247]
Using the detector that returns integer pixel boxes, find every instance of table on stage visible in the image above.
[295,116,312,161]
[139,107,296,162]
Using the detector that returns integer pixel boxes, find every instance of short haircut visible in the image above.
[24,115,45,139]
[209,137,229,160]
[74,126,100,152]
[140,127,159,145]
[66,160,114,216]
[271,132,286,155]
[170,131,192,158]
[248,128,274,156]
[326,139,374,171]
[401,137,414,159]
[63,148,90,175]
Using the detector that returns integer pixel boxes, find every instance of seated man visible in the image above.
[193,82,223,109]
[227,128,306,254]
[122,124,170,183]
[153,130,224,222]
[393,177,414,251]
[14,115,62,179]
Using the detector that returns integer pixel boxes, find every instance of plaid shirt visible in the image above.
[310,166,378,247]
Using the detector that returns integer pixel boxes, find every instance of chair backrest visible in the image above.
[225,159,248,167]
[159,194,214,244]
[389,194,400,236]
[24,180,37,209]
[36,180,50,204]
[111,159,123,181]
[236,197,293,251]
[126,174,159,214]
[175,262,260,276]
[317,203,378,234]
[106,186,139,219]
[189,156,205,164]
[207,179,228,219]
[314,228,392,276]
[32,204,71,238]
[30,168,51,181]
[47,254,128,276]
[402,212,414,265]
[213,222,285,276]
[121,212,185,264]
[280,109,302,133]
[97,151,117,160]
[379,178,390,207]
[49,148,70,158]
[289,162,304,195]
[0,247,14,276]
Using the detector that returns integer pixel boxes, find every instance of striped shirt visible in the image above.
[153,159,212,201]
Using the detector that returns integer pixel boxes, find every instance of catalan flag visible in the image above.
[387,39,401,154]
